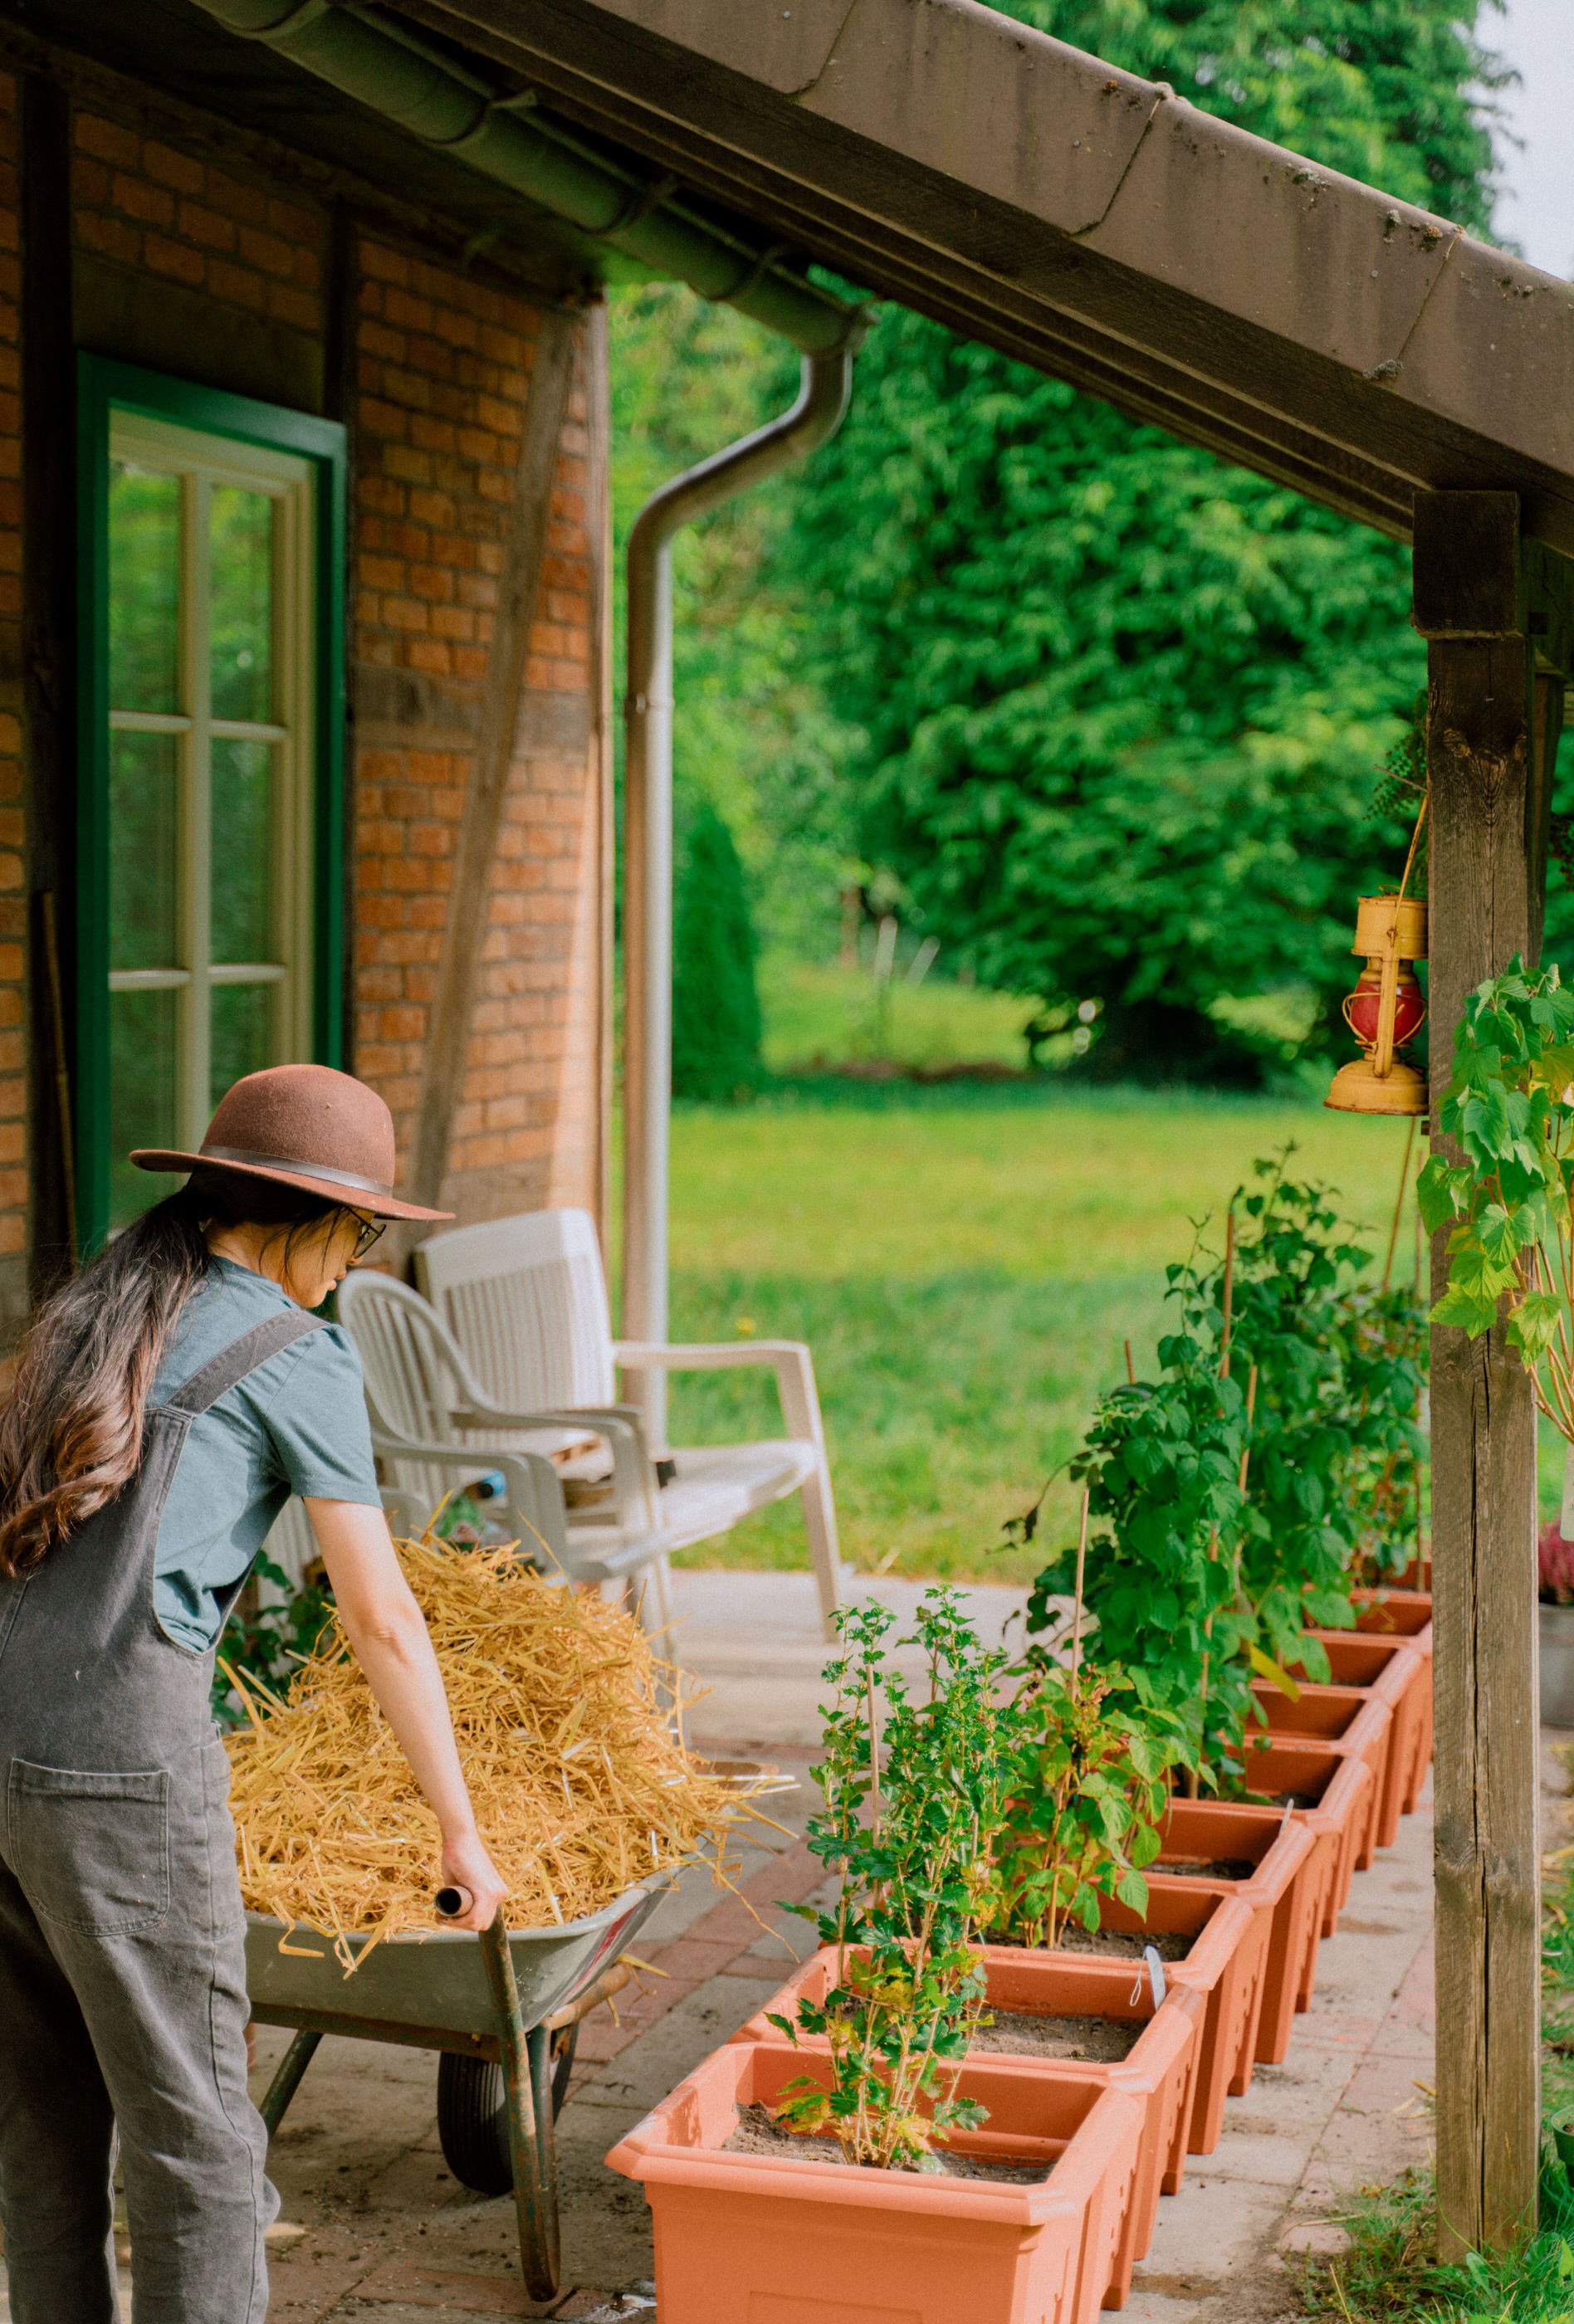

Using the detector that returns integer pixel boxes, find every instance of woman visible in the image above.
[0,1063,507,2324]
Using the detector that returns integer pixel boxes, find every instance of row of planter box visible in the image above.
[605,1582,1435,2324]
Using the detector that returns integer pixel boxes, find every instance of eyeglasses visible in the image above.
[349,1213,387,1263]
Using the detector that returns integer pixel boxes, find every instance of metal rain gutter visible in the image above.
[191,0,859,354]
[621,347,854,1445]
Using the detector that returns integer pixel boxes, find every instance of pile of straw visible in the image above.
[226,1537,760,1968]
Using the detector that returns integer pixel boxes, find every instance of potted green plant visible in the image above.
[605,1593,1149,2324]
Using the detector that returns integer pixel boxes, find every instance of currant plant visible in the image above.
[1418,956,1574,1447]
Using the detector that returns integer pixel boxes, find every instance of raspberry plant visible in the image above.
[985,1661,1183,1949]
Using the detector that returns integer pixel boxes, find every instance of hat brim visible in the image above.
[129,1149,453,1223]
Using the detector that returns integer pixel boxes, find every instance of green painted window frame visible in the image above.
[76,355,346,1251]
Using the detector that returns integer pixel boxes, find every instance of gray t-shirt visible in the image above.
[150,1255,382,1651]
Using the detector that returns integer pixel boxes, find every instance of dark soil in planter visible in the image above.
[726,2104,1049,2183]
[1053,1925,1191,1961]
[1268,1792,1320,1810]
[972,2008,1143,2063]
[1159,1857,1258,1880]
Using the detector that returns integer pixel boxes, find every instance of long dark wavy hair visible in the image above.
[0,1168,350,1578]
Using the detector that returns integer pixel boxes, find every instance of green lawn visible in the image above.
[661,1082,1423,1585]
[759,956,1037,1074]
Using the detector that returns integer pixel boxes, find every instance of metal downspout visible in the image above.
[622,347,855,1446]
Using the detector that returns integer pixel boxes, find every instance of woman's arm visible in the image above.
[304,1498,507,1933]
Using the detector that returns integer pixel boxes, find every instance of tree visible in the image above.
[774,0,1509,1081]
[672,802,764,1101]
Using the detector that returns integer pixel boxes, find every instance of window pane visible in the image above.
[109,730,179,971]
[109,463,180,714]
[211,983,274,1108]
[109,987,178,1229]
[210,486,274,723]
[210,738,274,962]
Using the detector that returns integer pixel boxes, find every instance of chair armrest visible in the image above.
[613,1340,827,1450]
[365,1437,569,1565]
[615,1339,808,1369]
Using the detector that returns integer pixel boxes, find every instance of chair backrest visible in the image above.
[415,1208,618,1412]
[336,1272,475,1526]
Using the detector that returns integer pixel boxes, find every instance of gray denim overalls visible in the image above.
[0,1307,325,2324]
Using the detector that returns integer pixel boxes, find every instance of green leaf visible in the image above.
[1508,1290,1562,1366]
[1417,1155,1466,1233]
[1431,1284,1498,1337]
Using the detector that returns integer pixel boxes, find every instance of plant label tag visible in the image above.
[1144,1944,1166,2009]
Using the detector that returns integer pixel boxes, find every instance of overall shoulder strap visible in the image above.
[161,1310,330,1418]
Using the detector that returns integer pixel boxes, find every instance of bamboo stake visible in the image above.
[1382,1116,1418,1291]
[1123,1339,1136,1385]
[1190,1365,1258,1799]
[1068,1487,1089,1697]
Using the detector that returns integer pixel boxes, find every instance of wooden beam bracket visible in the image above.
[408,301,583,1215]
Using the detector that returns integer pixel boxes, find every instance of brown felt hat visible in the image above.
[131,1063,452,1221]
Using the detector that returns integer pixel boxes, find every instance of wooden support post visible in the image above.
[1415,489,1557,2256]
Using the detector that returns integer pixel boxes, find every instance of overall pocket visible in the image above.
[8,1760,171,1932]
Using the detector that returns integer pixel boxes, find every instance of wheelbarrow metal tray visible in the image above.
[245,1872,667,2038]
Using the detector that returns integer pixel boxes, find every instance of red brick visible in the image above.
[142,232,205,289]
[110,170,174,227]
[142,139,206,196]
[76,114,140,168]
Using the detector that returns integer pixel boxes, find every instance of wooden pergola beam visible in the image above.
[1420,491,1574,2255]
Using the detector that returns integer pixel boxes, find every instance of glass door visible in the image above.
[103,412,317,1228]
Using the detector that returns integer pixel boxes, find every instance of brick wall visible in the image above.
[0,73,25,1319]
[2,100,607,1309]
[351,232,605,1227]
[71,109,324,337]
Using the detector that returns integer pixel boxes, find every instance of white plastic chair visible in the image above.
[413,1208,846,1638]
[335,1271,671,1609]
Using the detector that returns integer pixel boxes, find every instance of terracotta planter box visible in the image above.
[1146,1801,1321,2065]
[1235,1740,1376,1949]
[1352,1587,1434,1811]
[1248,1684,1395,1869]
[606,2037,1146,2324]
[1298,1631,1428,1847]
[1012,1886,1264,2153]
[734,1944,1206,2281]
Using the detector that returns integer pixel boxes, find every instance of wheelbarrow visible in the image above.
[246,1873,669,2302]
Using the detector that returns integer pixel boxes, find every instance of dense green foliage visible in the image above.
[610,3,1531,1084]
[775,0,1508,1081]
[672,802,764,1101]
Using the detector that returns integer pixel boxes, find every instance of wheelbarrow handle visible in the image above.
[435,1884,474,1919]
[479,1912,561,2303]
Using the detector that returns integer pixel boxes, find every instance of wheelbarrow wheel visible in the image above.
[437,2025,578,2196]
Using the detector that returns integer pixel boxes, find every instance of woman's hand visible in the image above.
[306,1500,510,1932]
[438,1830,510,1933]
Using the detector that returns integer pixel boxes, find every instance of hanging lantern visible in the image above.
[1326,891,1428,1116]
